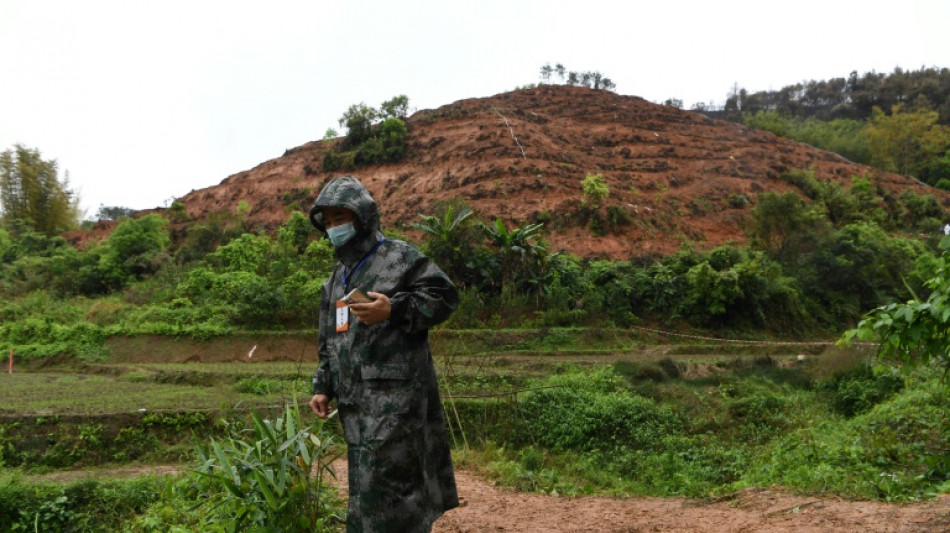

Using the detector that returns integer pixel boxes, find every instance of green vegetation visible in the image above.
[182,402,343,531]
[0,473,163,532]
[0,372,304,415]
[1,173,944,364]
[0,144,80,235]
[0,404,345,532]
[725,67,950,124]
[730,67,950,187]
[452,355,949,501]
[581,173,609,209]
[844,235,950,376]
[321,96,411,171]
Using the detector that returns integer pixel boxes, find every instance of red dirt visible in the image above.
[329,460,950,533]
[63,85,950,259]
[435,472,950,533]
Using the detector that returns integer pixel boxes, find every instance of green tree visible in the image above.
[102,214,171,281]
[209,233,271,274]
[0,227,10,262]
[379,94,410,120]
[277,211,313,254]
[748,191,829,264]
[377,117,408,161]
[95,205,136,221]
[481,219,547,296]
[339,102,378,146]
[866,103,950,181]
[539,63,553,83]
[842,235,950,376]
[412,205,483,288]
[0,144,79,235]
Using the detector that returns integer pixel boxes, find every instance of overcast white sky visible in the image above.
[1,0,948,218]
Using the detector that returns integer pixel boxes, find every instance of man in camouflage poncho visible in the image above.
[308,176,459,532]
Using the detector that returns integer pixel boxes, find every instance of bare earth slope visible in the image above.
[69,85,950,257]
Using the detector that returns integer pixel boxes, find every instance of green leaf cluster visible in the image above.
[843,235,950,375]
[323,96,410,171]
[183,402,343,532]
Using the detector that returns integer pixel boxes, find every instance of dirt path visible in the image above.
[328,462,950,533]
[434,470,950,532]
[30,462,950,532]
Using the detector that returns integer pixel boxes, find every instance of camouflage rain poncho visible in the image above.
[309,176,459,532]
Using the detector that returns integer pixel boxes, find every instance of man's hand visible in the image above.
[309,394,331,419]
[348,291,391,325]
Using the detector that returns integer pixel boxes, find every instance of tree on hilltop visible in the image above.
[539,64,616,91]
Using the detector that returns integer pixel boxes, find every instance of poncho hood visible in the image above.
[308,176,385,266]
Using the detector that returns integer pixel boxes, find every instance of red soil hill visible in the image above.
[69,85,949,258]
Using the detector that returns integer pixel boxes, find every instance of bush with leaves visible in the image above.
[803,222,927,323]
[100,214,171,284]
[324,97,411,171]
[0,474,162,533]
[842,235,950,376]
[520,367,681,452]
[745,368,950,500]
[581,173,609,209]
[208,233,271,275]
[188,403,344,532]
[899,190,945,231]
[867,103,950,182]
[820,363,905,417]
[412,203,487,290]
[480,218,547,296]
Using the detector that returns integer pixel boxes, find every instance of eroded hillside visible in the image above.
[76,85,949,258]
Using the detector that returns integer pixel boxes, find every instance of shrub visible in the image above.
[378,117,408,161]
[0,473,162,532]
[821,363,905,417]
[745,370,950,500]
[100,214,171,284]
[581,173,609,209]
[520,367,681,452]
[208,233,271,274]
[188,403,344,531]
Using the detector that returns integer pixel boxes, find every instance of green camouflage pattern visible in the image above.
[310,176,459,532]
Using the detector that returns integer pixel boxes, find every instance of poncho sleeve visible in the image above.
[312,281,337,397]
[388,253,459,334]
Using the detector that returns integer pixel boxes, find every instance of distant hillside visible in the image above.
[72,85,950,258]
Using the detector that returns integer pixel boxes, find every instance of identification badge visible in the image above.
[336,299,349,333]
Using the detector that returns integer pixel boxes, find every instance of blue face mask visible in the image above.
[327,222,357,247]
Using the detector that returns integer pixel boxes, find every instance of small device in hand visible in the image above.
[342,288,373,304]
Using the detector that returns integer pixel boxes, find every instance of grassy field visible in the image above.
[0,372,306,415]
[1,328,837,416]
[1,330,947,532]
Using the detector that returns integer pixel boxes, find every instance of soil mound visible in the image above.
[68,85,949,258]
